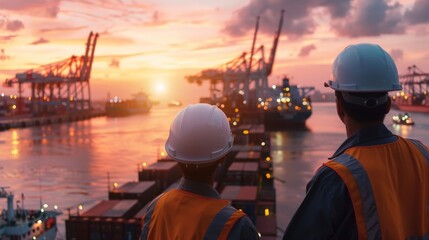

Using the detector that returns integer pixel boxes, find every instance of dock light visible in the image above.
[266,173,271,179]
[264,208,270,216]
[276,99,280,103]
[54,205,58,210]
[242,100,247,104]
[78,204,83,211]
[263,106,268,110]
[220,104,225,108]
[272,85,276,89]
[307,106,312,111]
[12,105,16,110]
[258,98,262,102]
[234,108,239,113]
[113,182,118,189]
[243,130,249,135]
[142,162,147,168]
[285,87,290,92]
[40,208,44,213]
[37,220,42,224]
[232,121,237,126]
[43,203,48,209]
[261,142,266,146]
[265,156,271,162]
[160,151,166,158]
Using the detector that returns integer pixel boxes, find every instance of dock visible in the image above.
[0,110,105,131]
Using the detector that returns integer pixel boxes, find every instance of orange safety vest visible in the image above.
[141,188,246,240]
[324,136,429,240]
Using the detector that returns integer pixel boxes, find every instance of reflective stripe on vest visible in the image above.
[204,206,246,240]
[324,136,429,240]
[324,153,380,240]
[140,189,246,240]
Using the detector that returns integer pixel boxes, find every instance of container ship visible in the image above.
[263,77,314,129]
[105,92,152,117]
[391,65,429,113]
[0,188,60,240]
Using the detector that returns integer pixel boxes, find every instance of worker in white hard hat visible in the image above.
[140,103,260,240]
[283,43,429,239]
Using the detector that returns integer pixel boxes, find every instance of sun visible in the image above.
[155,82,166,93]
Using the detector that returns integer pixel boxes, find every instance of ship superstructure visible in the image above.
[0,187,60,240]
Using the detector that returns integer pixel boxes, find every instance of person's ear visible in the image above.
[336,96,346,124]
[385,97,391,114]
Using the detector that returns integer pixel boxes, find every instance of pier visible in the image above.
[0,110,105,131]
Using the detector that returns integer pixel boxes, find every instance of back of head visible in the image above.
[165,103,233,165]
[325,43,402,122]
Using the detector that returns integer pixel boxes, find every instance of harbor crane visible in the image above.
[399,65,429,105]
[3,32,99,116]
[186,10,285,108]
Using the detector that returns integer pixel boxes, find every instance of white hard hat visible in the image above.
[165,103,233,164]
[325,43,402,92]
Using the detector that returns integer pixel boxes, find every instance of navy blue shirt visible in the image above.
[282,124,398,239]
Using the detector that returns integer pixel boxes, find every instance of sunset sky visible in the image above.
[1,0,428,103]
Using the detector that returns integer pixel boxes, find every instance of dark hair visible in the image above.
[335,91,389,123]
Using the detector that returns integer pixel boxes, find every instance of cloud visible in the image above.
[331,0,405,37]
[144,11,170,27]
[0,34,18,42]
[405,0,429,24]
[30,37,49,45]
[6,20,24,32]
[0,0,60,18]
[223,0,428,39]
[109,58,120,68]
[38,26,87,33]
[0,49,10,61]
[389,49,404,61]
[222,0,353,38]
[298,44,316,57]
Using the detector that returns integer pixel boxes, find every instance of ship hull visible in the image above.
[105,107,151,117]
[391,103,429,114]
[264,110,311,130]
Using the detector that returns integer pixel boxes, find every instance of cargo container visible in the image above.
[109,181,157,206]
[138,161,181,191]
[221,185,258,223]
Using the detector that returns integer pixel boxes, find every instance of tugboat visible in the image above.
[392,112,415,126]
[105,92,152,117]
[0,187,60,240]
[167,100,182,107]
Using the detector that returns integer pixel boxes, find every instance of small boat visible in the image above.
[392,112,415,125]
[0,187,60,240]
[105,92,152,117]
[167,100,182,107]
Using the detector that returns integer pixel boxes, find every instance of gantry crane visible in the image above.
[186,10,284,108]
[4,32,99,116]
[399,65,429,105]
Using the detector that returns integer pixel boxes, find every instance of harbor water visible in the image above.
[0,102,428,238]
